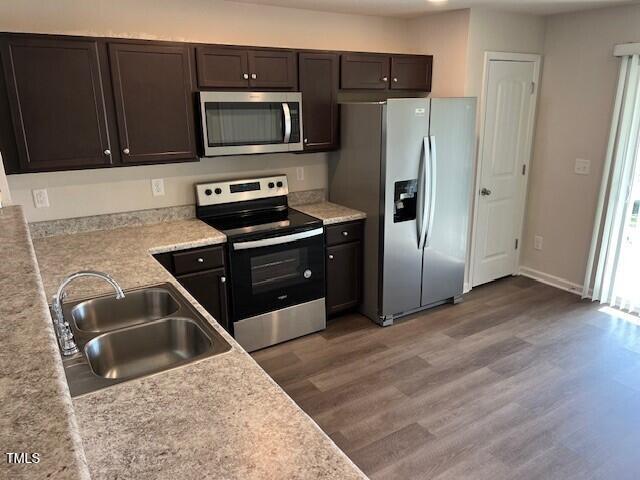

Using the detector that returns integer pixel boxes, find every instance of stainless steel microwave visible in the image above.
[197,91,303,156]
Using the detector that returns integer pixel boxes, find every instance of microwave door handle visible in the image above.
[233,227,323,251]
[417,137,429,249]
[282,103,292,143]
[425,135,437,248]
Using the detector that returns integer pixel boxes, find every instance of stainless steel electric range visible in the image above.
[195,175,326,352]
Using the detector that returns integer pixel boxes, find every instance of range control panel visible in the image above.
[196,175,289,206]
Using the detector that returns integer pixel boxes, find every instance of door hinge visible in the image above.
[515,238,519,250]
[530,82,536,94]
[522,164,527,175]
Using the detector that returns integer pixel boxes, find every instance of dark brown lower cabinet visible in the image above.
[176,267,229,332]
[325,220,363,316]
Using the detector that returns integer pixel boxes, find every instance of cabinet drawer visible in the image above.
[326,221,363,246]
[172,246,224,275]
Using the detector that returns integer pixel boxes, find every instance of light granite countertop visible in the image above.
[293,202,366,225]
[28,217,367,479]
[0,206,90,480]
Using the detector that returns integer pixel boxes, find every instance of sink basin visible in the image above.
[57,283,232,397]
[85,318,212,380]
[71,287,180,333]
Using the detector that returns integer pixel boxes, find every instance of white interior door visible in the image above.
[472,57,539,287]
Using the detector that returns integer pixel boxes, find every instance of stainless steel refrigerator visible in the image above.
[329,98,476,326]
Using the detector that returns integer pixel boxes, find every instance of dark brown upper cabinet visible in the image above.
[196,46,250,88]
[298,52,339,152]
[196,46,296,90]
[1,36,113,172]
[108,42,196,164]
[341,53,390,90]
[391,55,432,91]
[247,50,296,89]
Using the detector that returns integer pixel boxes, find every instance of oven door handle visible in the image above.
[282,103,292,143]
[233,227,324,251]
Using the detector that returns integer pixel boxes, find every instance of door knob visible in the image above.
[243,73,249,79]
[251,73,257,79]
[220,276,226,283]
[393,77,398,83]
[480,188,492,196]
[328,254,334,260]
[382,76,388,82]
[123,148,130,155]
[104,149,111,156]
[342,231,349,237]
[197,257,204,263]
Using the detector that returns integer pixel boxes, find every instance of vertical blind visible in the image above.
[583,46,640,313]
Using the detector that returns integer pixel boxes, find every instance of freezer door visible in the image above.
[381,98,431,317]
[421,98,476,306]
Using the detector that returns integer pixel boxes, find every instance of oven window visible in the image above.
[205,102,284,147]
[250,248,307,294]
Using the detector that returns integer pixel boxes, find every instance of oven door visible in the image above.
[228,227,325,321]
[199,92,303,156]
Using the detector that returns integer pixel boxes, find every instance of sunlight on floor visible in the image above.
[599,305,640,327]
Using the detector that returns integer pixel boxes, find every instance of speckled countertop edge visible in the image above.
[0,206,91,480]
[30,215,368,479]
[293,202,367,225]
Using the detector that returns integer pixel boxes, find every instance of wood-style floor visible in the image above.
[252,277,640,480]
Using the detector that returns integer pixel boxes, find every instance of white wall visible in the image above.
[408,9,470,97]
[1,0,415,222]
[465,8,546,99]
[521,3,640,286]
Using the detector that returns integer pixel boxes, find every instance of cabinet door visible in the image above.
[196,46,249,88]
[326,241,362,315]
[176,267,229,332]
[299,52,339,151]
[109,43,196,164]
[248,50,297,89]
[1,37,113,172]
[390,55,432,91]
[340,53,390,90]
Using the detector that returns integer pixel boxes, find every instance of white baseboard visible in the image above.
[518,266,588,297]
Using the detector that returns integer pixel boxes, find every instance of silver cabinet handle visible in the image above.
[393,77,398,83]
[243,73,249,79]
[220,276,226,283]
[251,73,257,79]
[104,149,111,156]
[480,188,492,196]
[342,231,349,237]
[382,76,388,82]
[328,254,334,260]
[123,148,130,154]
[197,257,204,263]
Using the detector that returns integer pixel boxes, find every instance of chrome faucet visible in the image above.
[51,270,125,356]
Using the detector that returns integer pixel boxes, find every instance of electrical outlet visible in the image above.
[534,235,543,251]
[574,158,591,175]
[151,178,165,197]
[32,189,50,208]
[296,167,304,181]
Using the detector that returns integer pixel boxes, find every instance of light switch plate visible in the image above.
[574,158,590,175]
[151,179,165,197]
[32,189,50,208]
[534,235,543,251]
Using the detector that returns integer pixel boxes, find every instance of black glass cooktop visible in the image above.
[200,207,322,239]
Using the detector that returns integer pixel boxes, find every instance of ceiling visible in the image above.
[229,0,639,17]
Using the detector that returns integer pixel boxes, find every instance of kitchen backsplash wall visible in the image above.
[8,152,328,222]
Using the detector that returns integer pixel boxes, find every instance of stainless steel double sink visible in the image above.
[55,283,232,397]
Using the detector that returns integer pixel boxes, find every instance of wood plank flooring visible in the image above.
[252,277,640,479]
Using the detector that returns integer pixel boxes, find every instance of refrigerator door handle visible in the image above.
[418,137,430,249]
[425,135,437,248]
